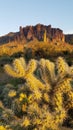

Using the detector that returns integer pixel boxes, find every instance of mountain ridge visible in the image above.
[0,24,73,45]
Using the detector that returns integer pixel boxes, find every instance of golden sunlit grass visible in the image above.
[0,40,73,56]
[0,41,24,56]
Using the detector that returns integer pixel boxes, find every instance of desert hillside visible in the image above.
[0,24,73,130]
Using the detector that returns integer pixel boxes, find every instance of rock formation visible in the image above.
[0,24,65,44]
[18,24,65,42]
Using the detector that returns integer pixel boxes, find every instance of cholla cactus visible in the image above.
[56,57,69,79]
[2,57,73,130]
[4,57,45,91]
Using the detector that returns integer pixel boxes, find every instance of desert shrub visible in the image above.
[24,48,33,60]
[11,52,24,58]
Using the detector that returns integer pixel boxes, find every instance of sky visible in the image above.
[0,0,73,36]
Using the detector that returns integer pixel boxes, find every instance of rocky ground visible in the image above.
[61,127,73,130]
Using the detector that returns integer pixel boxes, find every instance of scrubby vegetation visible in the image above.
[0,23,73,130]
[0,57,73,130]
[0,39,73,130]
[0,42,24,56]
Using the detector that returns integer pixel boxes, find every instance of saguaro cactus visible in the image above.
[44,30,47,42]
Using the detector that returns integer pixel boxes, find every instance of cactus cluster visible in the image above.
[0,57,73,130]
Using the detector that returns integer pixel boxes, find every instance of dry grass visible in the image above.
[0,40,73,56]
[0,41,24,56]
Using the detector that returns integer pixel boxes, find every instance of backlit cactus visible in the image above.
[2,57,73,129]
[4,57,45,91]
[56,57,69,78]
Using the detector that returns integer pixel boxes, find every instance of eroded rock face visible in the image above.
[18,24,65,42]
[0,24,65,44]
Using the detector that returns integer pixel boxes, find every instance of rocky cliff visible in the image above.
[65,34,73,44]
[19,24,65,42]
[0,24,65,45]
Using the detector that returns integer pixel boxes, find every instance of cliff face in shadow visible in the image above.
[0,24,70,45]
[0,32,18,45]
[65,34,73,44]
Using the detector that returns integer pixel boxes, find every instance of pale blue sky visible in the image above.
[0,0,73,36]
